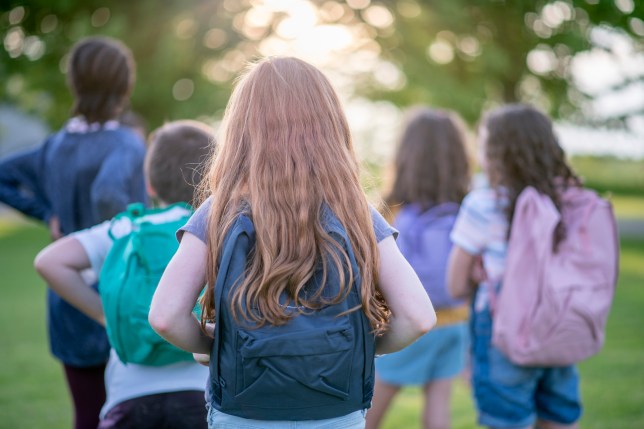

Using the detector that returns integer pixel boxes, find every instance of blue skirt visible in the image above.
[376,323,468,386]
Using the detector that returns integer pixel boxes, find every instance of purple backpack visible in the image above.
[491,186,619,366]
[395,202,463,309]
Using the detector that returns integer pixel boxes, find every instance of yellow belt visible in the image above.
[435,305,469,327]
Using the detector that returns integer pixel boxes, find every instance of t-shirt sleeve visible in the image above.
[178,199,396,245]
[370,204,398,243]
[450,191,491,255]
[177,197,212,244]
[71,220,116,274]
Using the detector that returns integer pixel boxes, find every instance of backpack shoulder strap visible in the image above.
[490,187,559,312]
[212,215,255,389]
[107,203,146,240]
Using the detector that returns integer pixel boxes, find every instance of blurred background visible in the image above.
[0,1,643,428]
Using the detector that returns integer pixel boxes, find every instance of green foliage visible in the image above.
[1,1,642,131]
[1,1,238,130]
[369,0,644,124]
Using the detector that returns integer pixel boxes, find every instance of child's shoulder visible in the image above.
[460,187,508,221]
[51,124,145,153]
[106,127,146,151]
[463,187,501,208]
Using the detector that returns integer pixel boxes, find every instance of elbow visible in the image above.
[405,305,436,340]
[148,308,172,338]
[33,249,51,280]
[417,307,437,336]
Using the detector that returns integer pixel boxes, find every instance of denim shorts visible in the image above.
[376,322,468,385]
[207,407,366,429]
[471,305,582,428]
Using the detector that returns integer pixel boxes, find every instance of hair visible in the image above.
[199,57,388,333]
[386,108,470,210]
[480,103,581,247]
[67,37,135,124]
[145,120,214,206]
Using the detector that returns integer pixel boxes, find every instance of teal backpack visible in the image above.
[99,202,194,366]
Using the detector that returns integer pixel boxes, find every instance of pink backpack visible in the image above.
[491,186,619,366]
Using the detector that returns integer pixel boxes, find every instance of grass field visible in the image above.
[0,222,643,429]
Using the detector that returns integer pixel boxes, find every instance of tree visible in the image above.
[1,0,642,133]
[365,0,644,126]
[1,0,239,130]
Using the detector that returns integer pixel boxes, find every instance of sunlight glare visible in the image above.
[275,2,318,39]
[362,5,394,29]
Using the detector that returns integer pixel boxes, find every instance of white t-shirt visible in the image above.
[71,207,209,417]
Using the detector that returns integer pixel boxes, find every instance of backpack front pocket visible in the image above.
[233,326,355,407]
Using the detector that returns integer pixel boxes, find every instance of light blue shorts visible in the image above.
[375,322,468,386]
[207,407,366,429]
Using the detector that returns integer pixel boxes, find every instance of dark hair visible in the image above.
[481,103,581,246]
[386,107,471,210]
[145,120,215,206]
[67,37,135,123]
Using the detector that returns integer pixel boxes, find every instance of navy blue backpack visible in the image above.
[394,202,462,309]
[208,208,376,420]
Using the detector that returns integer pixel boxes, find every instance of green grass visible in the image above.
[609,195,644,220]
[573,155,644,220]
[0,224,643,429]
[569,156,644,198]
[0,222,71,428]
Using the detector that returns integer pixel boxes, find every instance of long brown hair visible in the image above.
[199,57,388,332]
[386,108,470,210]
[481,104,581,246]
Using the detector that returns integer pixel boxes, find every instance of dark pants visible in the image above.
[63,363,107,429]
[98,390,208,429]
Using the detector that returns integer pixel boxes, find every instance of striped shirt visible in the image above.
[450,186,509,311]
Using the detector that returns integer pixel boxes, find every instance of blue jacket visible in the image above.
[0,125,147,366]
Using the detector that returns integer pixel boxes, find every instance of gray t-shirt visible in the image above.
[178,197,397,244]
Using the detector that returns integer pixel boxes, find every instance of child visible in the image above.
[148,57,436,428]
[34,120,214,429]
[0,36,146,429]
[448,104,583,429]
[366,108,471,429]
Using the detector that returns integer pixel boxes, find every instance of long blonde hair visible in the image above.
[199,57,388,332]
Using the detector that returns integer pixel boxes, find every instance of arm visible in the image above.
[149,232,212,354]
[447,245,478,299]
[0,147,51,222]
[34,237,105,325]
[91,144,146,221]
[375,236,436,355]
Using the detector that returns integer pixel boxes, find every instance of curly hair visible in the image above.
[480,104,581,248]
